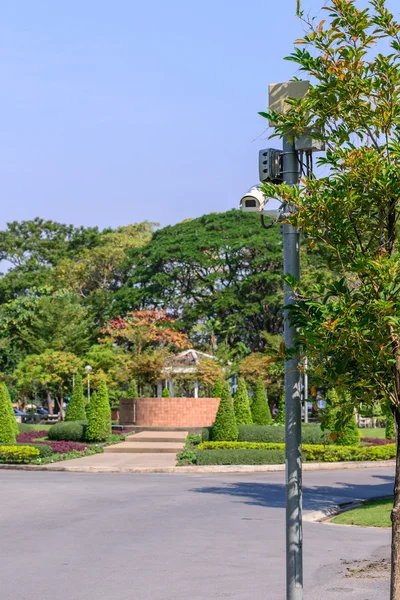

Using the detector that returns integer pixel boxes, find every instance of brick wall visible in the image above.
[119,397,219,427]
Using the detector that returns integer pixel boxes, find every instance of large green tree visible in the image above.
[0,218,103,302]
[262,2,400,595]
[117,210,327,354]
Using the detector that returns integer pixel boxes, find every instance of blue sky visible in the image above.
[0,0,397,230]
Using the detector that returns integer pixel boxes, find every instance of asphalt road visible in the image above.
[1,467,394,600]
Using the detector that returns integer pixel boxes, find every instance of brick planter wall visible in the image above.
[119,397,219,428]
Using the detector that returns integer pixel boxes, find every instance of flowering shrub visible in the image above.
[17,430,48,443]
[43,441,87,453]
[361,437,395,446]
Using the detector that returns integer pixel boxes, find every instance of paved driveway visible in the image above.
[1,467,394,600]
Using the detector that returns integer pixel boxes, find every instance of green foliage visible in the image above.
[65,374,86,421]
[176,434,201,465]
[127,380,139,398]
[0,382,18,444]
[195,443,396,465]
[335,414,360,446]
[275,392,285,426]
[48,420,87,442]
[212,382,238,442]
[0,445,40,463]
[199,441,285,451]
[162,387,171,398]
[383,399,395,440]
[86,380,112,442]
[323,389,360,446]
[233,378,253,426]
[197,448,286,466]
[203,423,328,444]
[212,379,224,399]
[251,379,273,425]
[261,0,400,421]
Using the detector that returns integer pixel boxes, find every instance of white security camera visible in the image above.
[239,185,269,213]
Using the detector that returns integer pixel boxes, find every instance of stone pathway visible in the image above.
[46,430,187,470]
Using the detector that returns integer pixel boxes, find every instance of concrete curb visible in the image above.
[0,459,395,475]
[303,495,394,524]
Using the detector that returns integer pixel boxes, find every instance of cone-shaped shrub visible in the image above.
[85,391,96,419]
[212,379,224,399]
[65,374,86,421]
[0,382,18,444]
[233,377,253,426]
[275,392,285,426]
[85,380,111,442]
[251,379,273,425]
[213,381,238,441]
[162,387,171,397]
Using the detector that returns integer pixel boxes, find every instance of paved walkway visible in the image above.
[47,430,187,470]
[0,467,394,600]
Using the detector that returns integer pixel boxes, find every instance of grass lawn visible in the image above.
[332,498,392,528]
[359,427,386,439]
[18,423,54,432]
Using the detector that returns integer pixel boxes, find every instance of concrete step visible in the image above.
[104,442,184,454]
[126,431,188,444]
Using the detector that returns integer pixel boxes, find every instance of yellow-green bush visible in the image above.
[0,445,40,463]
[197,441,396,462]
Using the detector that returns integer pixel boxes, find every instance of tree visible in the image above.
[262,2,400,594]
[162,387,171,397]
[127,380,139,398]
[101,310,189,355]
[54,223,156,299]
[0,218,103,302]
[86,379,112,442]
[65,374,86,421]
[0,382,18,443]
[275,393,285,426]
[251,378,273,425]
[213,381,238,441]
[233,377,253,426]
[15,350,83,417]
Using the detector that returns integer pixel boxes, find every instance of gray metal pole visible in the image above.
[282,134,303,600]
[304,357,309,424]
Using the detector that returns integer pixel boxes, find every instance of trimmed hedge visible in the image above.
[213,381,238,442]
[196,442,397,464]
[86,380,112,442]
[202,424,329,445]
[65,374,86,421]
[0,382,18,444]
[197,448,286,465]
[251,379,272,426]
[48,421,87,442]
[0,442,53,458]
[233,378,253,426]
[0,445,40,463]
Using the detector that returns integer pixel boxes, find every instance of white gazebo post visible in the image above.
[157,381,162,398]
[169,381,175,397]
[194,380,199,399]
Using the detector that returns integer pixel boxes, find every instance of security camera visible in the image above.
[239,186,269,213]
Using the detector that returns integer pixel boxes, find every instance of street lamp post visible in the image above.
[85,365,92,402]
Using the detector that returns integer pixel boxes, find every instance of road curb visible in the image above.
[303,495,394,524]
[0,459,395,474]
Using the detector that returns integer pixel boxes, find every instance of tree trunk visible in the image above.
[46,391,53,415]
[391,408,400,599]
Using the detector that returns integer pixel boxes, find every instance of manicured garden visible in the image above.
[0,377,125,465]
[177,378,397,466]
